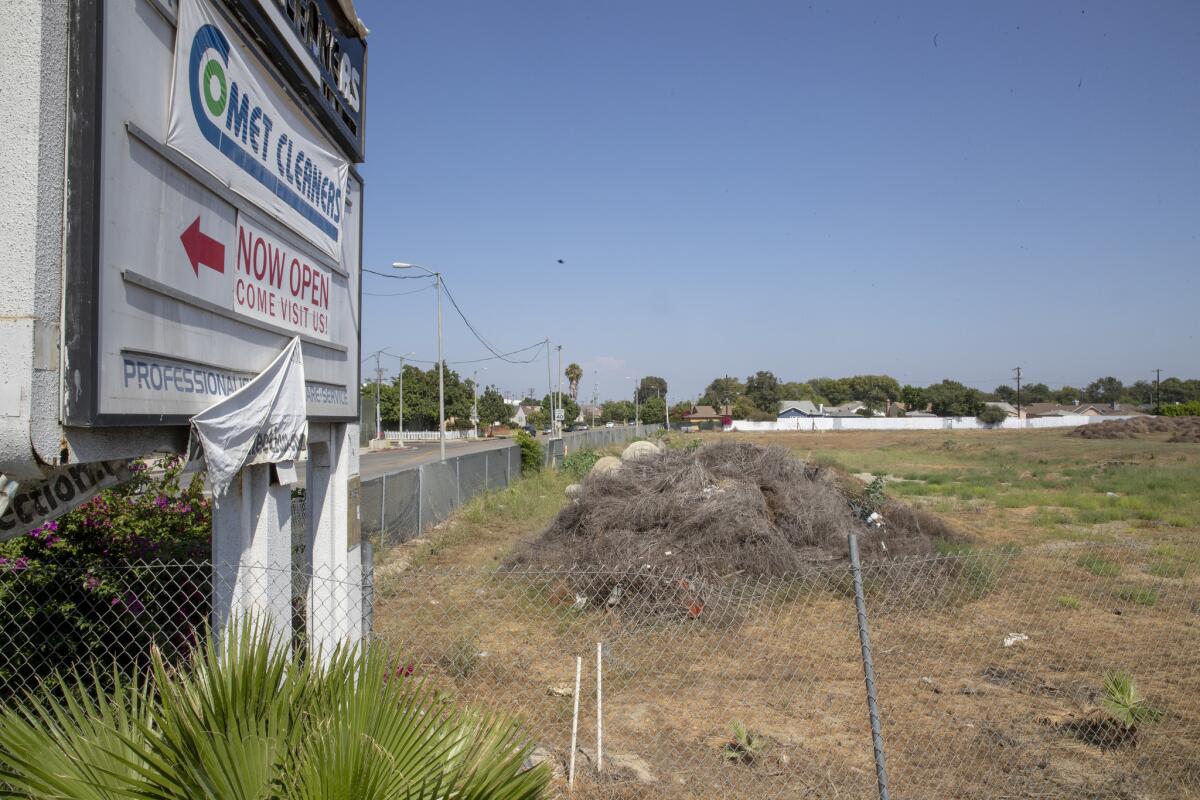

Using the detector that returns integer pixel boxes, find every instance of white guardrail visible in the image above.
[382,430,479,442]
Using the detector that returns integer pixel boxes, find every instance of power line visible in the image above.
[439,276,547,364]
[362,267,429,280]
[363,282,436,297]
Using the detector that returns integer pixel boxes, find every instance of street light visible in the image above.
[626,375,640,429]
[396,351,416,447]
[393,262,445,461]
[472,367,487,439]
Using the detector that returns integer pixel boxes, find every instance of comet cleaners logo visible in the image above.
[188,24,342,240]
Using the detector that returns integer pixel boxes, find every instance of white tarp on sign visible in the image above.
[188,338,308,493]
[167,0,349,262]
[0,461,134,541]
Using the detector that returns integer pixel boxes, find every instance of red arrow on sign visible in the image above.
[180,216,225,276]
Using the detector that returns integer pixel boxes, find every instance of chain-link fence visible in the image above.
[0,542,1194,798]
[0,559,368,699]
[370,543,1199,799]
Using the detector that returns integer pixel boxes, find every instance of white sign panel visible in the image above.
[233,215,336,341]
[0,461,133,540]
[188,338,308,493]
[64,0,361,425]
[167,0,349,262]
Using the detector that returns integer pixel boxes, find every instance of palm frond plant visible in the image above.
[1102,670,1162,732]
[0,623,549,799]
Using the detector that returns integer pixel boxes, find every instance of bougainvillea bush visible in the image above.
[0,456,212,696]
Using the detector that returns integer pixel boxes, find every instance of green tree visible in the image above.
[925,379,986,417]
[565,363,583,400]
[385,363,474,431]
[779,381,816,401]
[637,376,668,405]
[810,377,852,406]
[670,400,695,422]
[901,384,928,413]
[640,396,667,425]
[601,400,635,424]
[476,386,511,429]
[542,394,580,426]
[1022,382,1052,404]
[1054,385,1082,404]
[699,375,744,407]
[846,375,902,404]
[744,370,781,412]
[732,395,775,421]
[1085,376,1125,404]
[992,385,1016,403]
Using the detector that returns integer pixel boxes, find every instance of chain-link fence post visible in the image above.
[849,533,891,800]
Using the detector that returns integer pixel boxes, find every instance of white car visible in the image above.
[605,421,615,428]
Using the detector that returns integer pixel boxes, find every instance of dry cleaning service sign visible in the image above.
[167,0,349,263]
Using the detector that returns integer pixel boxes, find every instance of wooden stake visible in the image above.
[568,655,582,789]
[596,642,604,772]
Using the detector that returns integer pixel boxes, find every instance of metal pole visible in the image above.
[472,369,479,439]
[848,533,891,800]
[436,272,446,461]
[545,338,553,433]
[374,351,382,440]
[398,357,406,447]
[556,345,563,436]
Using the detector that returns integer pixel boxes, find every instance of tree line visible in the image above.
[694,372,1200,419]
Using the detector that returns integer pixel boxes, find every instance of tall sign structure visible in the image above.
[1,0,369,650]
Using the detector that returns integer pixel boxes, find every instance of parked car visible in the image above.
[521,425,537,436]
[605,421,615,428]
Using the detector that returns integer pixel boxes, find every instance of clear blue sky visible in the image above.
[355,0,1200,403]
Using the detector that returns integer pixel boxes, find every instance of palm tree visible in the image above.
[0,624,549,799]
[565,362,583,401]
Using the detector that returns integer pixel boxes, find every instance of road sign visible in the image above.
[554,408,565,422]
[63,0,364,426]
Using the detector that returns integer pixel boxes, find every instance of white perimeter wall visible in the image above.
[727,415,1135,433]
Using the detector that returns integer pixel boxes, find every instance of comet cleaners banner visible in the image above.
[167,0,349,261]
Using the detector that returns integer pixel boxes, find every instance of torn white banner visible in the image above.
[188,338,307,493]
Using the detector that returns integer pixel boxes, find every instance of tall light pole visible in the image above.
[394,262,445,460]
[396,351,415,447]
[556,344,564,436]
[472,367,487,439]
[627,376,640,428]
[544,338,553,435]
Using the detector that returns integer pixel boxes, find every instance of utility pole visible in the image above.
[592,381,598,427]
[1154,368,1162,412]
[556,345,564,436]
[373,351,384,441]
[397,355,407,447]
[545,338,553,434]
[1012,367,1022,421]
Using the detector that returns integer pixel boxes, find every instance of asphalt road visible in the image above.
[357,438,515,480]
[294,437,516,487]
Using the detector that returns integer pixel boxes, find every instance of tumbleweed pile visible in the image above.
[1068,416,1200,443]
[510,441,956,578]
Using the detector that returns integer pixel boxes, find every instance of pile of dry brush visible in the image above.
[510,442,957,580]
[1069,416,1200,443]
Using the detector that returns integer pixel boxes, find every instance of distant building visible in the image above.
[824,401,879,417]
[778,400,822,418]
[683,405,732,426]
[1023,402,1143,418]
[983,401,1020,418]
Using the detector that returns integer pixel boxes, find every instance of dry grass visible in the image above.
[372,430,1200,799]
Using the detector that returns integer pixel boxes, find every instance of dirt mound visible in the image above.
[509,442,955,578]
[1068,416,1200,442]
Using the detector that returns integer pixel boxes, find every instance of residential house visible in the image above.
[1024,402,1143,418]
[777,400,822,418]
[683,405,733,426]
[983,401,1020,418]
[824,400,878,417]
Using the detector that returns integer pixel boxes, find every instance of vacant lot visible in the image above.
[725,428,1200,548]
[373,431,1200,799]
